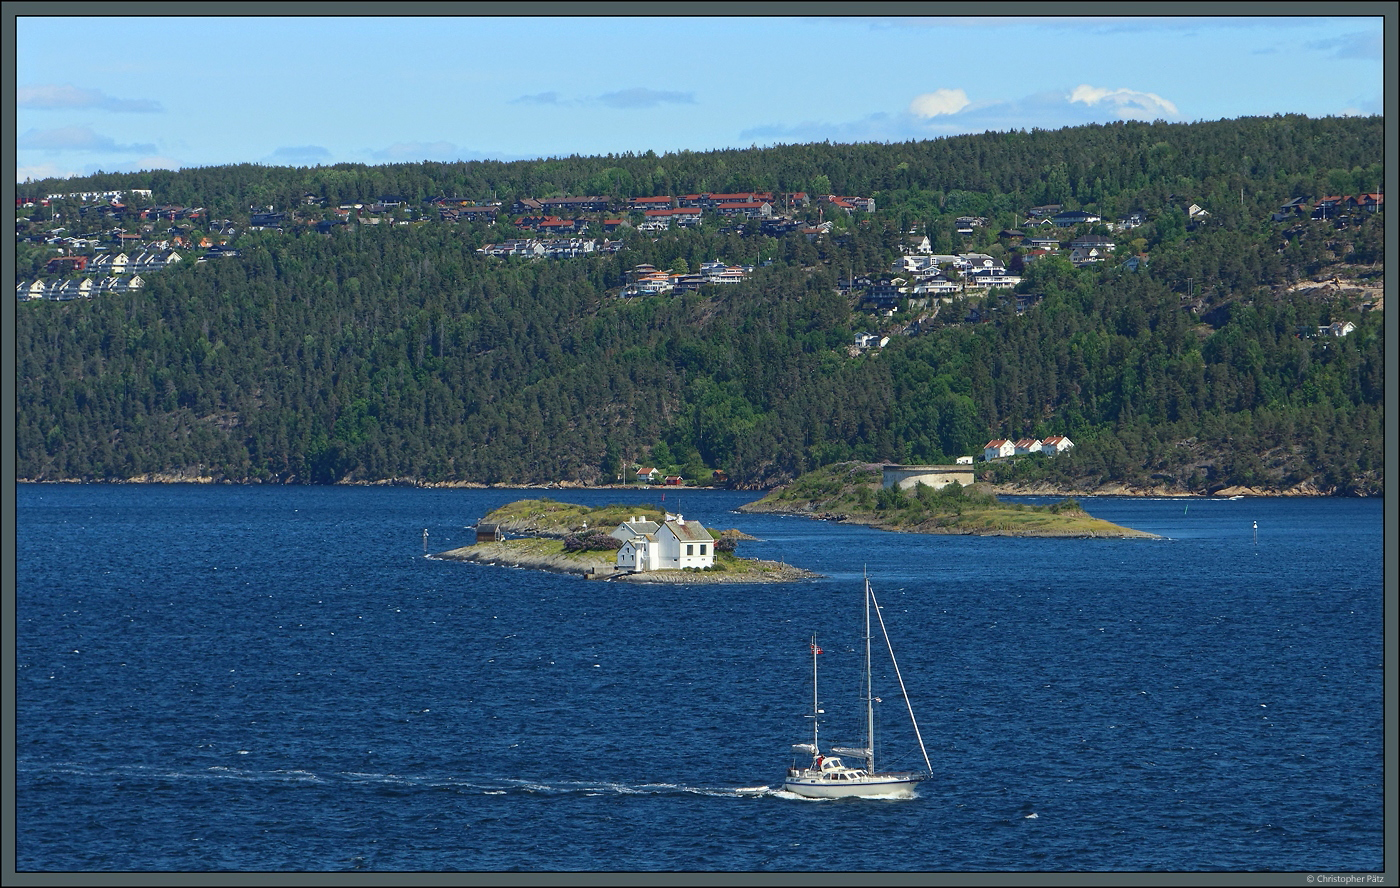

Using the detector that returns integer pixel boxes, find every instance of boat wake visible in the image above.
[21,760,805,800]
[341,774,779,799]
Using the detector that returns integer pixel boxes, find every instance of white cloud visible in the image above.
[1069,85,1179,118]
[16,161,83,183]
[1307,30,1383,61]
[908,89,971,118]
[18,83,163,112]
[596,88,696,109]
[17,126,157,154]
[105,155,182,173]
[373,141,461,161]
[266,145,333,166]
[511,91,564,105]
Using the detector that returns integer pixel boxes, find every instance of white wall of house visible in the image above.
[616,516,713,572]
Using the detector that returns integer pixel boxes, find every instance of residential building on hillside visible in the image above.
[1051,209,1101,227]
[983,439,1016,461]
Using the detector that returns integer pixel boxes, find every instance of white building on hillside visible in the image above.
[984,439,1016,461]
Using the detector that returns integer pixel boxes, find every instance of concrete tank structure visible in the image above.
[881,464,976,491]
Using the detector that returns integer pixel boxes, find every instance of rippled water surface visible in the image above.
[15,485,1385,872]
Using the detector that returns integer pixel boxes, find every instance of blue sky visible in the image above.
[14,12,1387,183]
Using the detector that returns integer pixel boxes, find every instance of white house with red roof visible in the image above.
[1041,435,1074,455]
[983,439,1015,461]
[1014,438,1043,456]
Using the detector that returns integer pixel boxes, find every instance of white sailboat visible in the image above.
[783,574,932,799]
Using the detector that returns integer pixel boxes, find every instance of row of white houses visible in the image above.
[79,247,183,274]
[476,237,625,258]
[17,275,145,301]
[983,436,1074,461]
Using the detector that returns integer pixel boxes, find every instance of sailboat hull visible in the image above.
[782,773,921,799]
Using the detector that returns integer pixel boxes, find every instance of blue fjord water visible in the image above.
[14,484,1385,872]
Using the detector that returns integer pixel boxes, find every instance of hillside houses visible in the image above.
[1023,231,1062,250]
[629,195,675,211]
[477,237,623,259]
[620,260,752,296]
[983,436,1074,462]
[17,240,179,303]
[678,191,773,209]
[639,207,704,230]
[510,196,616,214]
[822,194,876,214]
[515,215,590,234]
[45,189,152,203]
[429,198,501,222]
[1052,209,1100,227]
[17,274,145,301]
[90,247,183,274]
[1311,194,1382,220]
[885,250,1024,302]
[1068,234,1116,266]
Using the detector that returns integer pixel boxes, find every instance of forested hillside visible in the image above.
[14,115,1385,493]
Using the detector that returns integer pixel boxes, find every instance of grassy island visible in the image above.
[434,498,820,582]
[739,463,1158,538]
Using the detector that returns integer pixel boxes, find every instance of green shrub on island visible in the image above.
[561,530,624,553]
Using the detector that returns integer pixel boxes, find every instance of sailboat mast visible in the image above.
[811,634,820,754]
[865,576,875,773]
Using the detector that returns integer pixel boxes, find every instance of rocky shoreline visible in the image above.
[981,480,1343,498]
[432,541,820,583]
[15,475,1361,498]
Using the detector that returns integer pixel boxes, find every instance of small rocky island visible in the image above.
[434,499,820,582]
[739,462,1158,539]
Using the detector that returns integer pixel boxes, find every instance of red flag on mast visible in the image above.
[811,643,824,655]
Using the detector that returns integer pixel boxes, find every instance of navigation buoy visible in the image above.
[423,528,429,552]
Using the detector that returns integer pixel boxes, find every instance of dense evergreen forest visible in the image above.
[13,115,1385,494]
